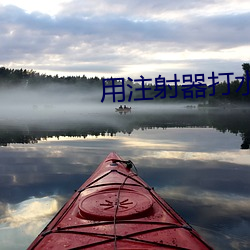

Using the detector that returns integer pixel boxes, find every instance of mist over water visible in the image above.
[0,84,200,126]
[0,84,250,149]
[0,85,117,126]
[1,83,248,123]
[0,84,250,249]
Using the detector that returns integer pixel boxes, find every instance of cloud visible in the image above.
[0,196,59,229]
[0,196,62,249]
[0,1,249,77]
[157,186,250,216]
[58,0,240,19]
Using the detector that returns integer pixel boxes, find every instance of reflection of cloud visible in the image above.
[108,128,249,166]
[157,186,250,249]
[157,186,250,216]
[0,196,59,232]
[153,150,250,166]
[0,196,62,249]
[121,139,184,150]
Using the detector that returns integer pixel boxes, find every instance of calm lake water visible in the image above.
[0,105,250,249]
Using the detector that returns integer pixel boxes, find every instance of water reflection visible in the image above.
[0,112,250,249]
[1,196,59,228]
[0,196,62,250]
[0,108,250,149]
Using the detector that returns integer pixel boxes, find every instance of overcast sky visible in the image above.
[0,0,250,83]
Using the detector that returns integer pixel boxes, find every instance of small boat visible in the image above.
[115,107,132,113]
[28,152,213,249]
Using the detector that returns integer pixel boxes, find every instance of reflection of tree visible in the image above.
[241,139,249,149]
[0,131,38,146]
[0,109,250,149]
[241,133,250,149]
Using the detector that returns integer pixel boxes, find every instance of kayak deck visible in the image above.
[28,152,213,249]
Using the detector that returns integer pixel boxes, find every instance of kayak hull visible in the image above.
[28,152,213,249]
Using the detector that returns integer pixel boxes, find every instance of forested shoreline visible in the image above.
[0,64,250,104]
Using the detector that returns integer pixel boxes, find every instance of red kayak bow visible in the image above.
[28,152,213,249]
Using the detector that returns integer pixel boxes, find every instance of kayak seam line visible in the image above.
[78,169,151,193]
[39,170,144,241]
[147,190,213,249]
[55,225,191,250]
[40,192,82,238]
[30,190,82,249]
[80,182,142,190]
[27,154,213,250]
[54,225,192,235]
[56,220,182,230]
[83,170,114,189]
[113,171,137,249]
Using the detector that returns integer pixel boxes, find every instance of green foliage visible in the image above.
[0,64,250,103]
[0,67,102,89]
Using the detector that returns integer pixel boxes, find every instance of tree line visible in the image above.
[0,64,250,104]
[0,67,102,89]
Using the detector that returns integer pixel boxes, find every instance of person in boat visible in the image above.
[124,105,127,109]
[119,105,123,109]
